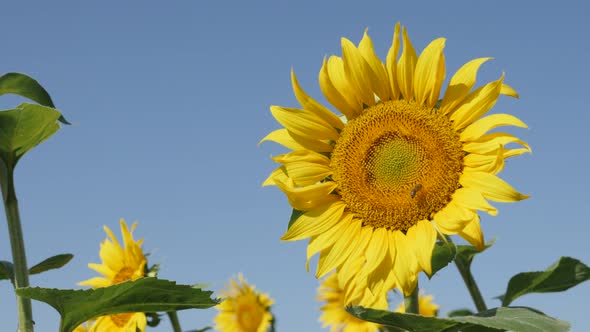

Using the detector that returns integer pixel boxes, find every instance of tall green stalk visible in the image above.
[167,311,182,332]
[1,163,34,332]
[454,251,488,312]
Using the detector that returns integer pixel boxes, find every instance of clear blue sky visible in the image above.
[1,1,589,331]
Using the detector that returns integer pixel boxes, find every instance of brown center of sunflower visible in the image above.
[330,100,464,232]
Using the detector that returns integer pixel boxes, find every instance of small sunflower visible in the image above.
[263,23,529,299]
[78,219,148,332]
[318,258,388,332]
[214,274,274,332]
[395,294,439,316]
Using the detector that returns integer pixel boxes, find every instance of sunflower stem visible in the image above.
[167,311,182,332]
[454,252,488,312]
[404,283,419,314]
[0,163,34,332]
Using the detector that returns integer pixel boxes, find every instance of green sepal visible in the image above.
[29,254,73,275]
[499,256,590,306]
[429,240,456,278]
[0,103,62,169]
[0,260,15,282]
[347,306,570,332]
[0,72,69,124]
[287,208,305,229]
[16,277,220,332]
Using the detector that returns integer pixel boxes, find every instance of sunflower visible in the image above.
[77,219,148,332]
[262,23,529,299]
[318,258,388,332]
[395,294,439,316]
[214,274,274,332]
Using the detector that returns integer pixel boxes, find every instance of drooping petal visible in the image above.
[413,38,446,108]
[392,231,419,295]
[452,187,498,216]
[501,83,519,98]
[458,214,485,250]
[433,202,476,234]
[316,217,361,278]
[461,113,528,142]
[284,161,333,186]
[362,227,389,277]
[412,220,437,275]
[306,217,350,271]
[460,171,530,203]
[272,149,331,165]
[291,70,344,130]
[440,57,491,115]
[396,27,418,101]
[281,200,346,241]
[385,23,401,100]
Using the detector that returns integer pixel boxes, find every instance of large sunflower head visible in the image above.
[318,258,388,332]
[263,23,529,298]
[214,274,274,332]
[78,219,148,331]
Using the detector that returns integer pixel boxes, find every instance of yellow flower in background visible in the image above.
[318,259,388,332]
[263,23,529,299]
[214,274,274,332]
[78,219,148,332]
[395,294,440,316]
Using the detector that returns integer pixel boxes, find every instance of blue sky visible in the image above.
[1,1,589,331]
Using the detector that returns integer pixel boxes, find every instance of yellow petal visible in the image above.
[501,83,519,98]
[284,162,333,186]
[316,217,361,278]
[450,73,504,131]
[414,38,446,108]
[385,23,401,100]
[342,37,375,107]
[463,132,530,154]
[412,220,437,275]
[78,277,111,288]
[323,56,362,118]
[458,214,485,250]
[281,200,346,241]
[359,29,391,101]
[440,57,492,115]
[460,171,530,203]
[262,166,287,187]
[362,227,389,276]
[433,202,476,234]
[461,114,528,142]
[392,231,418,296]
[306,217,349,271]
[274,178,338,211]
[272,150,330,165]
[270,105,339,141]
[464,148,505,174]
[319,57,357,119]
[291,70,344,130]
[452,187,498,216]
[396,27,418,101]
[259,128,333,152]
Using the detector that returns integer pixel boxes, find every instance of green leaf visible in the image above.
[429,240,456,278]
[0,72,69,124]
[455,239,495,269]
[348,306,569,332]
[29,254,73,275]
[287,208,305,229]
[16,277,219,332]
[0,260,14,282]
[447,309,474,317]
[499,256,590,306]
[0,103,62,168]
